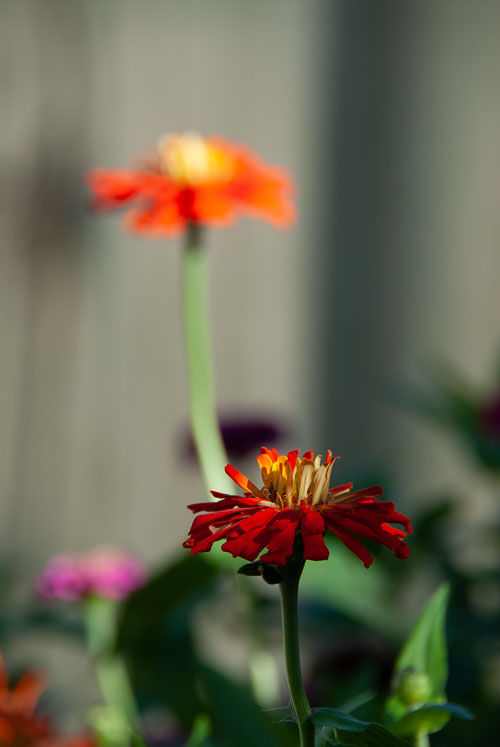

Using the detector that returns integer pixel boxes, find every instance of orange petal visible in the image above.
[11,671,45,711]
[225,464,264,498]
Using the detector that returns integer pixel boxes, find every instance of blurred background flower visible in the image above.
[180,411,292,463]
[87,132,295,235]
[36,548,148,602]
[0,653,95,746]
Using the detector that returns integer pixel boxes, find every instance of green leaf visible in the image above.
[237,563,262,577]
[312,709,370,732]
[237,563,283,584]
[429,703,474,719]
[311,710,410,746]
[335,724,411,746]
[384,583,468,740]
[88,705,139,747]
[130,733,147,747]
[185,714,212,747]
[391,703,474,737]
[389,583,450,713]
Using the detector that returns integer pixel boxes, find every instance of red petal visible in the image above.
[323,519,374,568]
[188,507,259,535]
[185,522,237,554]
[86,169,143,206]
[0,716,14,740]
[300,509,329,561]
[222,508,277,561]
[260,447,279,461]
[380,522,406,537]
[189,494,261,512]
[343,485,383,501]
[231,164,296,228]
[259,511,300,565]
[190,185,237,226]
[287,449,299,472]
[324,503,409,557]
[125,200,185,237]
[329,513,406,553]
[328,483,354,497]
[331,502,412,534]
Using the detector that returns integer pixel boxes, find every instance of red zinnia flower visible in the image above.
[183,448,411,568]
[86,132,295,236]
[0,654,95,747]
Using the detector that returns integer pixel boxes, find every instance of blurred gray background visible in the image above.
[1,0,500,580]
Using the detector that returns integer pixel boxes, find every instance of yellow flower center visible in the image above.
[157,132,234,185]
[257,452,336,509]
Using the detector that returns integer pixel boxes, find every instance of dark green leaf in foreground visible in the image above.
[115,554,291,744]
[116,553,220,724]
[117,553,219,649]
[312,710,410,746]
[199,665,291,747]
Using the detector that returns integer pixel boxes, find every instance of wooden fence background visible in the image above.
[1,0,500,587]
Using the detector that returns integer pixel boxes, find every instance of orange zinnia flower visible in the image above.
[86,133,295,236]
[0,654,95,747]
[183,448,411,568]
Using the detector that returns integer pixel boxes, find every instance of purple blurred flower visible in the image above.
[36,546,148,602]
[480,391,500,440]
[181,412,293,462]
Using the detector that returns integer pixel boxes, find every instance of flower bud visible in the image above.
[393,669,432,708]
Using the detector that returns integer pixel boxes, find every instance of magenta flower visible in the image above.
[36,547,148,602]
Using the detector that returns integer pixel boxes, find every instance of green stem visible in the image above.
[182,223,232,494]
[414,731,430,747]
[279,562,315,747]
[84,597,140,730]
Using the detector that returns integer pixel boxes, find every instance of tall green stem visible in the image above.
[182,223,232,494]
[279,562,315,747]
[414,731,430,747]
[84,597,140,731]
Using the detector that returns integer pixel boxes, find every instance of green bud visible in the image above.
[393,669,432,708]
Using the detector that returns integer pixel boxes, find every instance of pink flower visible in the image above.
[36,547,148,602]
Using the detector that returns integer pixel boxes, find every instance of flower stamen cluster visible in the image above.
[157,133,235,185]
[250,448,337,507]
